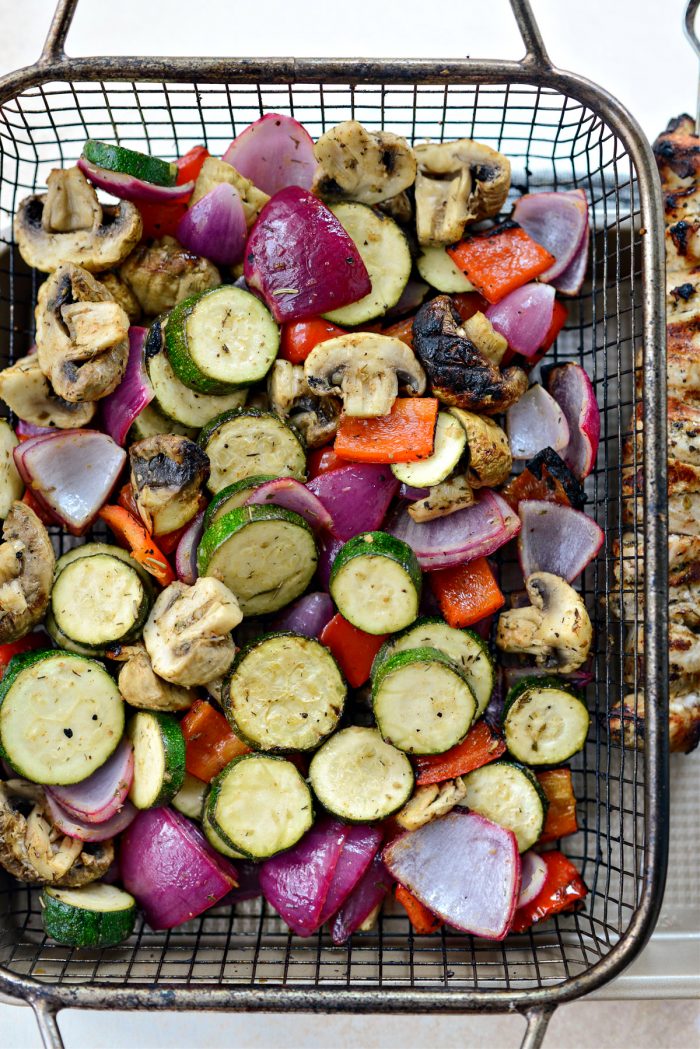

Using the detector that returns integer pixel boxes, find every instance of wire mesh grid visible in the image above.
[0,76,651,1000]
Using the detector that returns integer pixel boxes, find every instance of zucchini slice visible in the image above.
[127,711,186,809]
[503,676,590,765]
[44,610,97,657]
[199,408,306,493]
[224,632,346,751]
[416,245,475,293]
[83,140,176,186]
[54,541,153,591]
[51,553,151,650]
[198,505,317,616]
[202,475,275,531]
[374,616,494,718]
[309,726,414,822]
[372,647,476,754]
[323,203,412,325]
[0,650,124,785]
[207,754,313,860]
[460,760,548,852]
[202,805,247,859]
[129,402,196,441]
[172,771,207,821]
[166,286,280,395]
[330,532,421,635]
[41,883,137,948]
[145,314,247,428]
[391,411,466,488]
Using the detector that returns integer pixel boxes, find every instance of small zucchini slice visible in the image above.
[172,771,207,821]
[0,650,124,785]
[50,553,151,651]
[224,632,346,751]
[127,711,186,810]
[53,541,154,591]
[372,647,477,755]
[329,531,421,635]
[83,139,176,186]
[207,754,313,860]
[416,245,475,293]
[166,286,280,394]
[202,474,276,531]
[391,411,467,488]
[129,402,196,441]
[199,407,306,493]
[41,883,137,948]
[460,760,548,852]
[309,726,414,822]
[503,676,590,765]
[323,203,412,325]
[373,616,494,718]
[202,806,246,859]
[197,505,318,617]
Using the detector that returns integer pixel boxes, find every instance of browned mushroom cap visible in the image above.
[0,501,55,644]
[312,121,417,206]
[412,295,528,415]
[14,167,142,273]
[119,235,221,317]
[267,360,341,448]
[35,263,130,403]
[0,354,96,429]
[129,434,210,536]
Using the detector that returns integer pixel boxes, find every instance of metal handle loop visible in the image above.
[685,0,700,130]
[509,0,551,69]
[519,1004,556,1049]
[31,998,65,1049]
[40,0,80,62]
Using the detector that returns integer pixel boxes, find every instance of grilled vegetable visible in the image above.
[510,849,587,933]
[391,411,465,486]
[224,113,316,196]
[83,140,177,186]
[50,552,151,650]
[0,502,54,643]
[319,613,387,688]
[543,362,600,479]
[307,462,398,541]
[503,676,590,765]
[199,408,306,494]
[448,221,555,304]
[501,447,586,512]
[41,883,137,948]
[127,711,186,809]
[181,699,250,782]
[414,719,506,785]
[308,726,413,822]
[496,572,593,674]
[312,121,416,206]
[120,235,220,317]
[329,532,421,635]
[129,434,209,536]
[518,500,603,583]
[461,760,548,852]
[0,354,96,431]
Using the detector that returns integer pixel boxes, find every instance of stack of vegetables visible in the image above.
[0,113,602,949]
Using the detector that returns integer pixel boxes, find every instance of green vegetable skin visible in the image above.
[83,140,177,186]
[41,884,137,948]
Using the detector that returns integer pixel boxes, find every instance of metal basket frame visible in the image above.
[0,2,669,1046]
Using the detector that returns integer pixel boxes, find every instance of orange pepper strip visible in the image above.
[334,398,439,464]
[448,224,555,304]
[395,884,443,934]
[414,719,506,786]
[280,318,346,364]
[98,505,176,587]
[430,557,505,629]
[319,613,387,688]
[537,768,579,844]
[181,699,250,782]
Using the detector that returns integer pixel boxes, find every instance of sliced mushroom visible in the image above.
[119,235,221,317]
[312,121,417,206]
[0,501,54,644]
[143,577,242,687]
[35,263,130,403]
[99,271,142,323]
[377,191,413,225]
[129,434,210,536]
[413,295,528,415]
[414,138,511,246]
[190,157,269,226]
[15,167,142,273]
[407,473,475,522]
[449,408,512,488]
[305,332,426,418]
[268,359,342,448]
[0,779,114,886]
[496,571,592,674]
[0,354,96,429]
[112,642,196,712]
[461,312,508,366]
[394,777,467,831]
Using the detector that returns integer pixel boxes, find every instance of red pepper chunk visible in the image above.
[136,145,209,239]
[176,145,209,185]
[448,223,555,304]
[319,613,387,688]
[0,634,47,679]
[395,884,443,934]
[510,850,588,933]
[536,768,579,844]
[414,719,506,786]
[181,699,250,782]
[280,318,346,364]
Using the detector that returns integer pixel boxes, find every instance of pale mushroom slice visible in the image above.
[304,332,426,418]
[0,501,55,644]
[496,572,592,674]
[414,138,511,246]
[407,473,476,522]
[394,778,467,831]
[15,166,142,273]
[119,235,221,317]
[0,354,96,429]
[112,643,196,712]
[313,120,417,206]
[35,263,130,403]
[99,271,142,323]
[268,359,341,448]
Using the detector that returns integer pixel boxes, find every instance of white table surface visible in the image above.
[1,1,699,1045]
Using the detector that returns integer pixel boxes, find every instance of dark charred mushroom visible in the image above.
[129,434,210,536]
[412,295,528,415]
[0,502,55,644]
[268,360,342,447]
[0,354,96,429]
[312,121,417,206]
[119,235,221,317]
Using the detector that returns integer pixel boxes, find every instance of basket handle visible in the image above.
[30,998,65,1049]
[38,0,552,69]
[685,0,700,129]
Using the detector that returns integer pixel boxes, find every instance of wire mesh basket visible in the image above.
[0,1,669,1046]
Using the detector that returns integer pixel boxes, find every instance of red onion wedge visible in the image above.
[221,862,261,904]
[550,228,589,296]
[486,283,556,359]
[512,190,588,283]
[46,793,137,843]
[271,592,335,639]
[317,533,344,592]
[14,429,126,535]
[307,463,399,543]
[176,183,247,266]
[388,489,519,571]
[48,738,134,824]
[78,156,194,205]
[222,113,317,196]
[399,483,430,501]
[175,510,205,585]
[101,326,153,447]
[383,811,521,940]
[330,851,393,945]
[517,851,548,908]
[543,362,600,479]
[246,477,334,532]
[15,420,56,439]
[507,384,570,460]
[244,187,371,323]
[319,824,383,925]
[121,807,238,930]
[518,500,604,582]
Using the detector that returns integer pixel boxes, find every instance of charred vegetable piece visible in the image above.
[500,447,586,512]
[129,434,209,536]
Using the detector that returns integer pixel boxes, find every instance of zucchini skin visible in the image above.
[41,886,137,948]
[197,406,304,455]
[202,474,276,531]
[50,553,151,652]
[83,140,176,186]
[461,759,549,852]
[331,531,422,594]
[197,503,316,577]
[503,674,585,713]
[128,711,186,809]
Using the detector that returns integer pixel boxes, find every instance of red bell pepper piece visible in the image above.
[98,505,176,588]
[280,318,346,364]
[175,145,209,185]
[22,489,57,526]
[381,316,415,348]
[319,613,387,688]
[180,699,250,782]
[137,146,208,239]
[334,398,439,464]
[510,850,588,933]
[307,447,350,479]
[448,223,555,304]
[430,557,505,629]
[451,291,490,325]
[537,768,579,844]
[0,633,47,678]
[414,719,506,786]
[395,884,443,934]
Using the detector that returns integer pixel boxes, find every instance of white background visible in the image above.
[1,1,700,1046]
